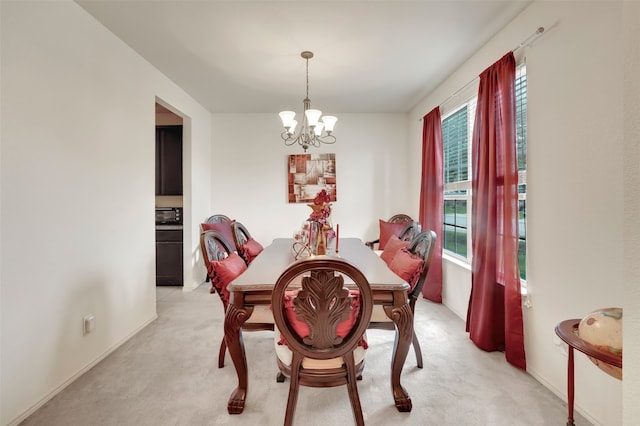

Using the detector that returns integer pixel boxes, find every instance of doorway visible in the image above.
[155,102,184,287]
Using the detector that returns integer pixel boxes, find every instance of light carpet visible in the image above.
[20,284,588,426]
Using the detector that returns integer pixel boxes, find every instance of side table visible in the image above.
[554,319,622,426]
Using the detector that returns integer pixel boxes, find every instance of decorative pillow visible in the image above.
[378,219,409,250]
[389,248,424,291]
[207,252,247,306]
[380,234,410,266]
[201,220,235,247]
[239,238,264,264]
[277,290,367,349]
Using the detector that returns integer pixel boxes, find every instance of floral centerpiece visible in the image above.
[307,189,335,255]
[308,189,332,225]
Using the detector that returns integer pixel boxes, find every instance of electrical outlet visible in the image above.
[553,330,568,356]
[83,314,96,335]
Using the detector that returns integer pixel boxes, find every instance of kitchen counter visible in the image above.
[156,224,183,231]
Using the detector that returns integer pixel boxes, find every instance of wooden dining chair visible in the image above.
[369,230,436,368]
[399,221,421,242]
[365,213,414,250]
[199,230,274,368]
[203,214,231,225]
[231,221,264,264]
[201,214,235,250]
[271,257,373,426]
[201,214,233,282]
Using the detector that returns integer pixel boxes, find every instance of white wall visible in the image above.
[410,1,625,425]
[205,113,411,247]
[0,2,212,424]
[623,1,640,423]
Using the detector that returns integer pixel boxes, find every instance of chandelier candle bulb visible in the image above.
[305,109,322,126]
[322,116,337,132]
[279,111,296,129]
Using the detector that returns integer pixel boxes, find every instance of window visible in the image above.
[442,65,527,280]
[442,100,474,259]
[515,65,527,280]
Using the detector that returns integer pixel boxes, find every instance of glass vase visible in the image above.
[310,221,327,255]
[316,223,327,255]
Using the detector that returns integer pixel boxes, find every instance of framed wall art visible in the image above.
[287,153,337,203]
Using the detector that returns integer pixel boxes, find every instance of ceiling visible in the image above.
[77,1,532,114]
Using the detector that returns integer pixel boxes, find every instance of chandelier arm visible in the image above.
[281,132,297,145]
[317,134,336,144]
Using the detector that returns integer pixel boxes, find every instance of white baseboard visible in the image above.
[526,365,601,426]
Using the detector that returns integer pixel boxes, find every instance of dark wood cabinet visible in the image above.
[155,125,183,195]
[156,229,183,286]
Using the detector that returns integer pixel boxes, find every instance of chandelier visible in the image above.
[279,51,337,152]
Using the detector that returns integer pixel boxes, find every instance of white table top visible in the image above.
[229,238,407,292]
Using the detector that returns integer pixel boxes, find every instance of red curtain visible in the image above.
[466,52,526,370]
[418,107,443,303]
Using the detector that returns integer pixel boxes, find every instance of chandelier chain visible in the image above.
[306,56,310,101]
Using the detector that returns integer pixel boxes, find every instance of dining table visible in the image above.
[223,237,415,414]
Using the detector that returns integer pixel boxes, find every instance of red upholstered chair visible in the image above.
[199,230,273,368]
[201,215,235,247]
[398,221,421,243]
[369,230,436,368]
[231,221,264,264]
[200,214,237,282]
[365,214,416,250]
[271,257,373,426]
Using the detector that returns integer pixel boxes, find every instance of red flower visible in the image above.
[309,190,332,225]
[313,189,331,206]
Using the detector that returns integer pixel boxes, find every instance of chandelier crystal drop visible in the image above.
[279,51,337,152]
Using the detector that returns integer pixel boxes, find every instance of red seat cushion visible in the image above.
[389,248,424,291]
[201,220,235,247]
[207,252,247,305]
[378,219,409,250]
[239,238,264,264]
[380,234,410,265]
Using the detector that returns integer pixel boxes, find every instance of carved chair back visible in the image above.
[398,221,422,243]
[271,257,373,426]
[200,229,235,266]
[231,221,251,249]
[204,214,232,225]
[388,213,413,223]
[405,230,437,308]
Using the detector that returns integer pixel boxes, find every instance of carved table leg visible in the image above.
[224,303,253,414]
[384,302,414,412]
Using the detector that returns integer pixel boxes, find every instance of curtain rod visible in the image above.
[420,26,545,120]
